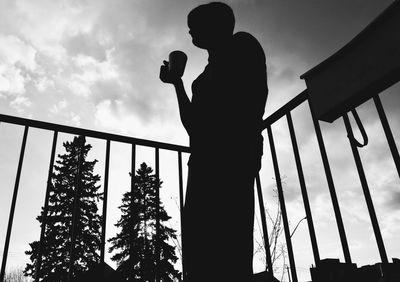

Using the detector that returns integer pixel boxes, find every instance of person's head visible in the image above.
[188,2,235,49]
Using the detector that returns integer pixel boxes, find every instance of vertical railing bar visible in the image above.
[130,144,136,269]
[155,147,160,282]
[286,112,320,265]
[373,94,400,180]
[68,136,86,282]
[35,130,58,282]
[267,125,298,282]
[100,139,111,263]
[0,125,29,282]
[308,100,352,263]
[343,113,388,264]
[255,173,273,275]
[178,151,185,280]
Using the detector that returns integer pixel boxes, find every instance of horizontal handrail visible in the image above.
[262,90,309,129]
[0,114,190,153]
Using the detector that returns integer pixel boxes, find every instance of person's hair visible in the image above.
[188,2,235,35]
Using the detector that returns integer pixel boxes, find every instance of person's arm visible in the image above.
[159,61,192,134]
[173,79,193,134]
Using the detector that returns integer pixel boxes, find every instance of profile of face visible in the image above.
[188,22,217,49]
[187,3,235,50]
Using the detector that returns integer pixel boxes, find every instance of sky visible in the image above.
[0,0,399,281]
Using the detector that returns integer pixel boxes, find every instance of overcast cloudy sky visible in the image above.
[1,0,399,281]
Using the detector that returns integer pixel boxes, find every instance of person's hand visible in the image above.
[159,61,181,85]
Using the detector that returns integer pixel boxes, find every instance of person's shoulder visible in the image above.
[233,32,261,48]
[233,31,257,42]
[232,31,265,60]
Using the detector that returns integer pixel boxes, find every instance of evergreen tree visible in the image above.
[108,162,180,281]
[24,136,103,281]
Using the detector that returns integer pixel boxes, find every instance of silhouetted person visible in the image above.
[160,2,267,281]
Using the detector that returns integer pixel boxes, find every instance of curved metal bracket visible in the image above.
[347,109,369,148]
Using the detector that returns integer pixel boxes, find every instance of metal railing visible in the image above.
[1,87,399,282]
[259,89,400,282]
[0,114,189,282]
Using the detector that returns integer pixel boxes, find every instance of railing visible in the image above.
[1,87,399,282]
[0,114,190,282]
[259,89,400,282]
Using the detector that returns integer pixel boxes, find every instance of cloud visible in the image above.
[0,35,38,96]
[67,112,81,126]
[94,99,186,144]
[12,0,101,58]
[35,76,55,92]
[380,209,400,240]
[64,32,107,61]
[0,0,195,129]
[0,65,27,95]
[0,35,37,71]
[386,190,400,210]
[95,99,133,134]
[9,96,32,114]
[49,99,68,115]
[68,52,119,97]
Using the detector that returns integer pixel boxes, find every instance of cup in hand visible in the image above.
[168,50,187,77]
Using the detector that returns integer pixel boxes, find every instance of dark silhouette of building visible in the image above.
[357,263,384,282]
[310,258,400,282]
[310,258,357,282]
[356,259,400,282]
[386,258,400,281]
[73,262,125,282]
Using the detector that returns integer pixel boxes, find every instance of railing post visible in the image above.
[373,94,400,180]
[308,100,352,264]
[343,113,388,264]
[100,140,111,263]
[286,112,320,266]
[0,126,29,282]
[68,136,86,282]
[155,147,160,282]
[178,151,185,281]
[255,174,273,275]
[130,144,136,272]
[35,130,58,282]
[267,125,298,282]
